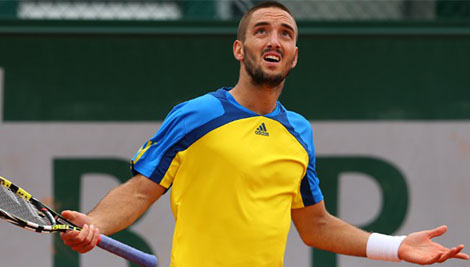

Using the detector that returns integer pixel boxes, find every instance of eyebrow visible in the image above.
[253,21,296,34]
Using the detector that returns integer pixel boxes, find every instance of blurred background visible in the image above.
[1,0,469,20]
[0,0,470,266]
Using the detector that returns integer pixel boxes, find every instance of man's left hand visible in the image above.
[398,225,469,264]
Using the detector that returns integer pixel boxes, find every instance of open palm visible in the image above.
[398,225,469,264]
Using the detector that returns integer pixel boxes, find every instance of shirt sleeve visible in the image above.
[285,111,324,209]
[130,93,225,188]
[131,101,187,187]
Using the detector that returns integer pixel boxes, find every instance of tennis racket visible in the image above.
[0,175,158,267]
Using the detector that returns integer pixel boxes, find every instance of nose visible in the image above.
[267,32,281,49]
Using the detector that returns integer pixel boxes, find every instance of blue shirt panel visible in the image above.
[131,93,225,180]
[277,109,324,205]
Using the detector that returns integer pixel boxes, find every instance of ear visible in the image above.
[291,46,299,68]
[233,40,244,61]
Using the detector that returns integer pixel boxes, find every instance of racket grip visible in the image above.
[97,234,158,267]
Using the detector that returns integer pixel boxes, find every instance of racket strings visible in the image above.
[0,185,50,225]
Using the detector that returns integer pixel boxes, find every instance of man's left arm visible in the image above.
[291,200,469,264]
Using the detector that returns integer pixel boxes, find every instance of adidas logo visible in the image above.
[255,122,269,136]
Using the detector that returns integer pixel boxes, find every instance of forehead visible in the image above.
[248,7,297,32]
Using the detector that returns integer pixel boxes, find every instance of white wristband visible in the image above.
[366,233,407,262]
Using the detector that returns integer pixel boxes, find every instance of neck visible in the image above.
[230,76,284,115]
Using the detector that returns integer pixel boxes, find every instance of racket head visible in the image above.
[0,176,79,233]
[1,177,158,266]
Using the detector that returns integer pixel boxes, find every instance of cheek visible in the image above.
[285,50,296,65]
[245,46,258,61]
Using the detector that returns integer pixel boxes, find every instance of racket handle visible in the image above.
[97,234,158,267]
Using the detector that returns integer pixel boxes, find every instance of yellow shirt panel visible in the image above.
[169,116,308,267]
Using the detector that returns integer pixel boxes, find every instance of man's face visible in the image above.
[241,7,298,87]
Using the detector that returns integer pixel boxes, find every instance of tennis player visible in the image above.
[60,1,469,266]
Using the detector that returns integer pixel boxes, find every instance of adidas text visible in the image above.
[255,130,269,136]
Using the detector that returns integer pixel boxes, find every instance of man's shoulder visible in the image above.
[279,107,314,150]
[167,89,225,126]
[185,91,223,111]
[283,109,311,130]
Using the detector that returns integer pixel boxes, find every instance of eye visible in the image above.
[281,30,293,39]
[255,28,267,35]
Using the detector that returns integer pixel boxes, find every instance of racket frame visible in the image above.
[0,176,158,267]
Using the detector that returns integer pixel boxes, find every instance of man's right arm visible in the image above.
[60,173,166,253]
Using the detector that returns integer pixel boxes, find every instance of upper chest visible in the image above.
[183,116,309,185]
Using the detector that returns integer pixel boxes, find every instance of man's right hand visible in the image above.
[59,210,101,253]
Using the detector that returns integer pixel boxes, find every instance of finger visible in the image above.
[455,252,470,260]
[437,245,466,263]
[453,244,464,253]
[81,227,100,253]
[427,225,447,239]
[60,228,80,241]
[64,224,89,247]
[451,245,469,260]
[75,224,96,253]
[438,247,460,263]
[76,224,91,246]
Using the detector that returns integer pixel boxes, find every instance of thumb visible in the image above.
[428,225,448,239]
[61,210,86,227]
[61,210,77,221]
[61,210,92,228]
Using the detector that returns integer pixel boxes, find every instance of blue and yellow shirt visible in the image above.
[131,88,323,267]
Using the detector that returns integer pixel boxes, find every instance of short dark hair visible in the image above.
[237,1,294,42]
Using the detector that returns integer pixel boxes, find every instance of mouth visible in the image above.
[262,50,282,63]
[263,54,281,63]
